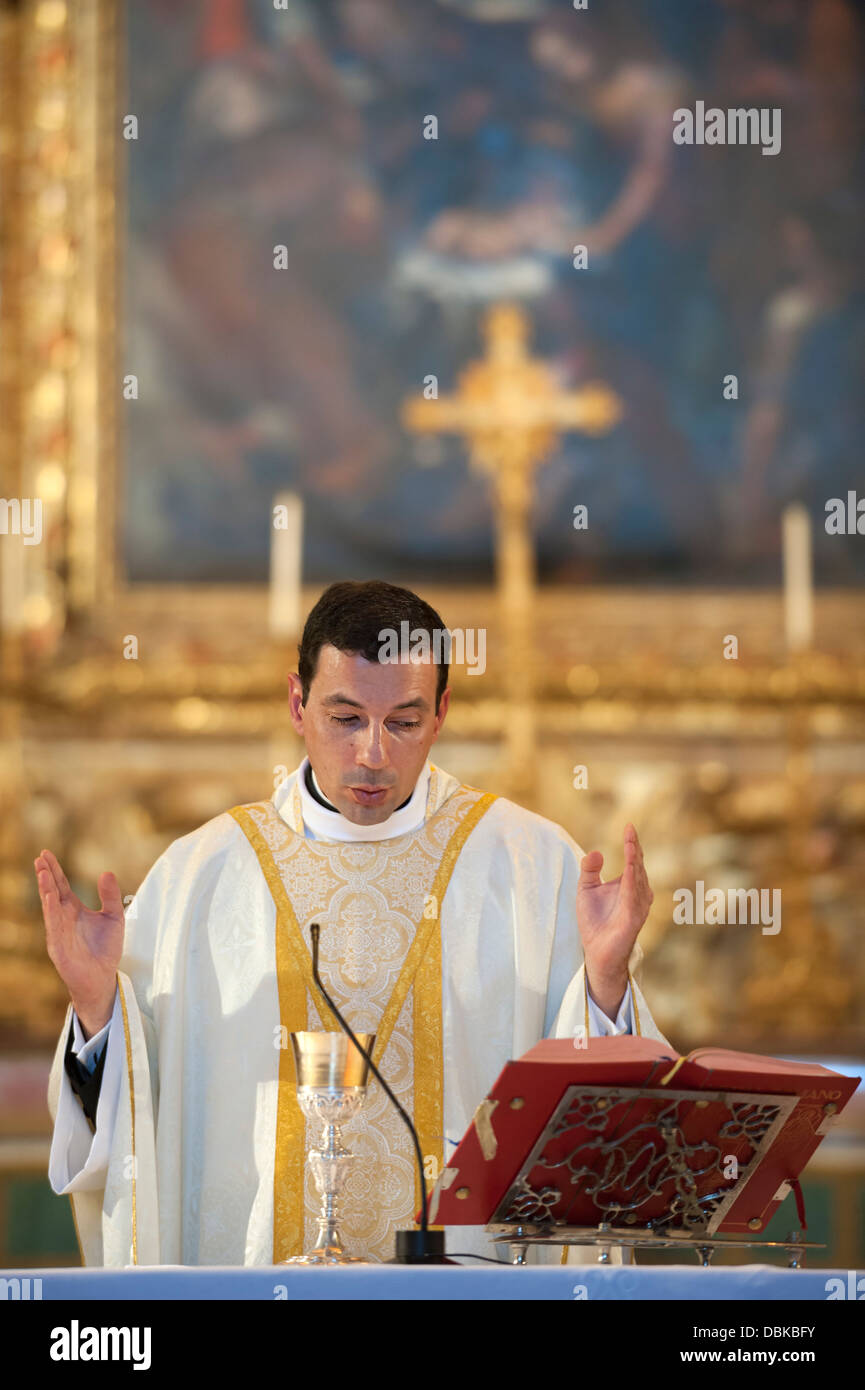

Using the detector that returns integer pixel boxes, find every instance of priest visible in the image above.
[37,580,672,1267]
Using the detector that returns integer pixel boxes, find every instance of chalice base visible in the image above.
[284,1245,368,1266]
[283,1227,370,1265]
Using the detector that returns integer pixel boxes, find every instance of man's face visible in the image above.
[287,644,450,825]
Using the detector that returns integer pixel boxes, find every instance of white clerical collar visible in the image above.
[296,756,431,841]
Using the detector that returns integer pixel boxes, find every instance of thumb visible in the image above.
[579,850,604,888]
[97,871,124,919]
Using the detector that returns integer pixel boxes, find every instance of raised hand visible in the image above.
[576,823,654,1016]
[35,849,125,1038]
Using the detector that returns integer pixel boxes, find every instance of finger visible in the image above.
[97,871,123,919]
[629,834,646,873]
[34,854,55,899]
[35,863,64,915]
[628,843,647,883]
[625,848,648,888]
[579,850,604,887]
[630,858,654,911]
[621,858,640,897]
[36,869,66,952]
[623,858,652,911]
[639,852,651,889]
[39,849,71,901]
[623,836,641,871]
[635,870,653,912]
[623,823,644,856]
[35,864,58,914]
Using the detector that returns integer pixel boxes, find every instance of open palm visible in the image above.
[576,823,654,981]
[35,848,124,1026]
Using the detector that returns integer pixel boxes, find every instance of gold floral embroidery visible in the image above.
[229,783,495,1261]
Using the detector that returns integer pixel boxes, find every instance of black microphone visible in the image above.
[308,922,451,1264]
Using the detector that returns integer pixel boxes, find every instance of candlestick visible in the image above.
[782,503,814,654]
[269,491,303,639]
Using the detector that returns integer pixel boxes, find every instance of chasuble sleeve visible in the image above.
[48,986,125,1195]
[47,838,168,1206]
[47,976,160,1265]
[48,809,258,1264]
[46,820,216,1264]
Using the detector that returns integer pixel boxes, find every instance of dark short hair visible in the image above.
[297,581,449,711]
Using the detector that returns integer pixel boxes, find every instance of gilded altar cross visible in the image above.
[401,303,622,800]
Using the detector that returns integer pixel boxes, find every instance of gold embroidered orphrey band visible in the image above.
[228,786,497,1261]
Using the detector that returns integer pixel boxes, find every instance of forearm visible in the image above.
[71,980,118,1040]
[585,965,629,1021]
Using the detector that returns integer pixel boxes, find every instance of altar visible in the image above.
[1,1264,853,1302]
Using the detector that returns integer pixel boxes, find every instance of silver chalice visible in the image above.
[283,1030,375,1265]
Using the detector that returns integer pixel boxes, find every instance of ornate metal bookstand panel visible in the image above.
[486,1084,822,1266]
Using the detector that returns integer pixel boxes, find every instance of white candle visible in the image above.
[782,503,814,653]
[269,491,303,638]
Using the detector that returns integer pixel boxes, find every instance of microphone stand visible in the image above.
[309,923,451,1264]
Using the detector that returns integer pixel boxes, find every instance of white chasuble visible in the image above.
[46,760,672,1267]
[227,781,496,1263]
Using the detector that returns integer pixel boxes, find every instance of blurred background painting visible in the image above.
[124,0,865,585]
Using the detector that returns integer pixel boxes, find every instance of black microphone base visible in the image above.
[390,1228,455,1264]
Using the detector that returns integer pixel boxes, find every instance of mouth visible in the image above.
[347,786,391,806]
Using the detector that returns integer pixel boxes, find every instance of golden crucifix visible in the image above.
[402,303,622,801]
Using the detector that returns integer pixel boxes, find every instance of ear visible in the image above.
[431,685,451,739]
[287,673,305,734]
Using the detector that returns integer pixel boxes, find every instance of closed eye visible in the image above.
[329,715,421,729]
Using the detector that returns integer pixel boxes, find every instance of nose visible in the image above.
[356,720,388,771]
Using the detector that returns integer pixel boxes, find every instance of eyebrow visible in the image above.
[322,693,430,712]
